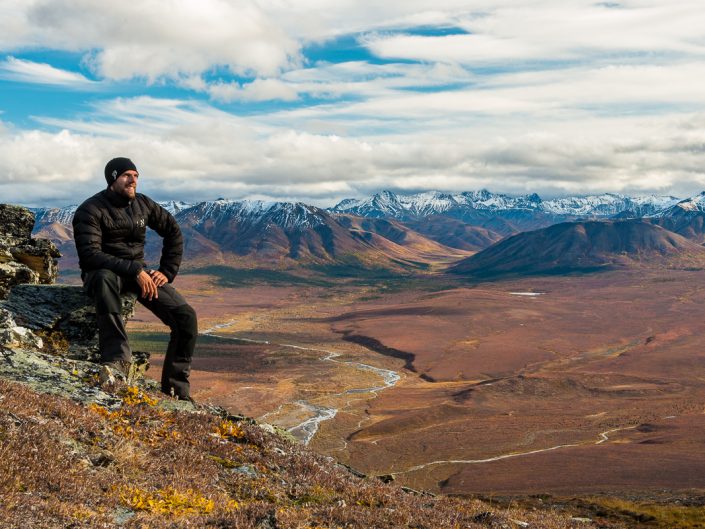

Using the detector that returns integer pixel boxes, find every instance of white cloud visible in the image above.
[363,33,540,65]
[2,2,705,205]
[278,61,473,101]
[255,0,478,40]
[0,56,97,87]
[269,61,705,137]
[2,1,705,83]
[207,78,298,102]
[1,94,705,208]
[363,3,705,65]
[0,0,300,80]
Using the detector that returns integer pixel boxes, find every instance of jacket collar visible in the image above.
[104,187,133,208]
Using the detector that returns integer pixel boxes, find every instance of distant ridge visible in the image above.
[329,190,681,248]
[450,219,705,278]
[330,189,680,220]
[32,205,78,225]
[36,199,466,273]
[401,215,504,251]
[28,191,705,276]
[170,199,465,268]
[649,192,705,243]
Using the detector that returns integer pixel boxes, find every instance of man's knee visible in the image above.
[85,269,122,314]
[86,269,120,293]
[172,304,198,337]
[93,269,117,281]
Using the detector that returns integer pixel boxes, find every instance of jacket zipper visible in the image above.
[127,202,136,258]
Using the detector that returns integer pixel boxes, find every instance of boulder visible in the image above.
[11,239,60,283]
[0,284,137,361]
[0,204,60,299]
[0,204,34,243]
[0,307,43,350]
[0,262,38,299]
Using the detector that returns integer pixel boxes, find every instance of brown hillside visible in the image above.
[450,220,705,277]
[0,375,627,529]
[159,208,469,271]
[403,214,504,251]
[649,210,705,243]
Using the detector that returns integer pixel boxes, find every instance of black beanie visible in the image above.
[104,157,138,186]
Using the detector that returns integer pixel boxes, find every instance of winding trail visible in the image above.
[391,425,638,476]
[202,320,400,445]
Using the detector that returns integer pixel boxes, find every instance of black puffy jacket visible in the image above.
[72,188,183,281]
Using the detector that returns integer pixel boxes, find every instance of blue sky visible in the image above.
[2,1,705,207]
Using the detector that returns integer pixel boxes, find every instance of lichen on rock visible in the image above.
[0,261,38,299]
[0,204,35,243]
[0,346,124,408]
[0,307,43,350]
[1,284,136,360]
[0,204,60,299]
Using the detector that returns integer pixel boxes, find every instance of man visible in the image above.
[72,157,197,401]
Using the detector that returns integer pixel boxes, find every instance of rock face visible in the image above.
[0,287,142,409]
[0,204,60,298]
[1,284,136,360]
[0,203,35,241]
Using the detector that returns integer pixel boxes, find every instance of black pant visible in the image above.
[83,269,197,398]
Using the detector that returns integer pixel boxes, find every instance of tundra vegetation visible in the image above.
[0,378,630,529]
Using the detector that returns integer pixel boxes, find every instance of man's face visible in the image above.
[110,170,139,199]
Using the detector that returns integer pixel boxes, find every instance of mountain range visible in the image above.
[330,190,679,219]
[32,198,470,274]
[29,189,705,278]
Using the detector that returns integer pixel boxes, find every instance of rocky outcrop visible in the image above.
[0,204,35,242]
[0,284,141,407]
[0,305,43,351]
[0,204,146,407]
[1,284,136,360]
[0,204,60,298]
[0,204,139,362]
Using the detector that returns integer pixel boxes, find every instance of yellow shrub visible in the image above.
[214,420,245,441]
[119,486,215,516]
[121,386,158,406]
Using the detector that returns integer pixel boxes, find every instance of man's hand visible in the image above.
[148,270,169,288]
[136,270,158,300]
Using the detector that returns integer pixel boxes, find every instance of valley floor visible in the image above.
[127,268,705,507]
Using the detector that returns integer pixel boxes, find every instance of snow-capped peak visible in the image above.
[331,190,680,219]
[330,189,543,218]
[31,205,78,225]
[179,199,328,230]
[159,200,193,215]
[673,191,705,212]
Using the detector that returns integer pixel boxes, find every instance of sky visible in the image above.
[2,0,705,208]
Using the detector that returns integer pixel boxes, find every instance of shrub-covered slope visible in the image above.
[0,375,630,529]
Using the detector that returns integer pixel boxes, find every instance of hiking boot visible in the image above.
[176,395,199,409]
[98,360,130,386]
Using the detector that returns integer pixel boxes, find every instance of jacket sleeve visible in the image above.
[72,205,143,277]
[146,198,183,282]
